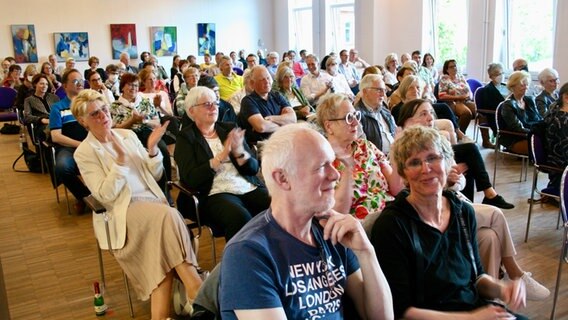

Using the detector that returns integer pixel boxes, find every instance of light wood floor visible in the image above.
[0,129,566,319]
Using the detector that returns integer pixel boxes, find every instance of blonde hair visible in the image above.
[315,93,350,130]
[70,89,106,120]
[507,71,531,91]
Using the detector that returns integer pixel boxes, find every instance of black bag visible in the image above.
[12,142,43,173]
[0,123,20,135]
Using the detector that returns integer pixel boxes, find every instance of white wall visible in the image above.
[0,0,274,71]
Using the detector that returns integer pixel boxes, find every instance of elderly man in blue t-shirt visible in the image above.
[237,65,296,145]
[219,123,394,320]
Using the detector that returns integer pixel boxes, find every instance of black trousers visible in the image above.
[453,143,492,201]
[204,187,271,241]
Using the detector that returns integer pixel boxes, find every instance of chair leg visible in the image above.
[550,228,567,320]
[64,186,71,215]
[493,145,499,186]
[97,244,106,293]
[525,168,539,242]
[208,228,217,265]
[123,272,135,318]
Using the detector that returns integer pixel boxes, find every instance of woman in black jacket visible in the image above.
[175,86,270,241]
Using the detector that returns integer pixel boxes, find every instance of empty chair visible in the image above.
[0,87,18,122]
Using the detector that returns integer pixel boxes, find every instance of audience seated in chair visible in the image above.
[499,71,543,155]
[535,67,559,116]
[371,126,528,319]
[300,54,334,106]
[175,67,200,118]
[109,72,173,190]
[48,69,91,214]
[272,66,313,121]
[23,74,60,143]
[238,65,296,145]
[438,59,476,133]
[87,70,115,105]
[397,99,514,209]
[544,82,568,189]
[214,56,244,102]
[476,63,509,148]
[71,89,202,320]
[219,123,394,320]
[175,87,270,241]
[317,93,404,233]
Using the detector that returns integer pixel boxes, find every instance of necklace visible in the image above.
[201,128,217,139]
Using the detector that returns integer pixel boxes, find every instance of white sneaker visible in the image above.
[521,272,550,301]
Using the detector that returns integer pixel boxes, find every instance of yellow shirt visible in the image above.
[214,72,244,101]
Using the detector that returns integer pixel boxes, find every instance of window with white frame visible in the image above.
[326,0,354,54]
[289,0,313,53]
[432,0,469,72]
[503,0,555,71]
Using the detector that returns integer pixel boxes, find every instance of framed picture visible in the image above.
[197,23,216,56]
[53,32,89,62]
[110,24,138,59]
[150,26,177,57]
[11,24,38,63]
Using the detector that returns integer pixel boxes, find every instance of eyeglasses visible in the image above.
[90,77,102,82]
[194,101,219,110]
[448,65,457,69]
[404,154,444,171]
[327,111,361,125]
[126,83,140,88]
[88,105,109,118]
[71,79,84,86]
[547,78,559,83]
[367,87,386,93]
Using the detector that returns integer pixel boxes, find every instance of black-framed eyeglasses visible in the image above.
[194,101,219,110]
[88,105,109,118]
[404,154,444,171]
[327,111,361,125]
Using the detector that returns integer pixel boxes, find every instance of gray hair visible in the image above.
[538,67,559,84]
[261,123,320,193]
[185,86,216,114]
[267,51,279,59]
[359,74,383,91]
[487,62,503,78]
[384,53,398,67]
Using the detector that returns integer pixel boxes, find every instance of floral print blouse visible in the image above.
[110,94,159,131]
[439,73,471,99]
[333,138,394,220]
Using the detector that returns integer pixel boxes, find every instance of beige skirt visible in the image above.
[113,201,197,301]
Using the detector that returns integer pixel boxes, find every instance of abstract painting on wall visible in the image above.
[53,32,89,61]
[150,26,177,57]
[11,24,38,63]
[110,24,138,59]
[197,23,216,56]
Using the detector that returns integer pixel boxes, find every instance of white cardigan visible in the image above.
[74,129,165,250]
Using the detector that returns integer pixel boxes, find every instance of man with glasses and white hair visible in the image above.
[48,69,91,214]
[536,67,559,116]
[356,74,396,154]
[219,123,394,320]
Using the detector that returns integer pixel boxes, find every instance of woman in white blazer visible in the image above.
[71,89,202,319]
